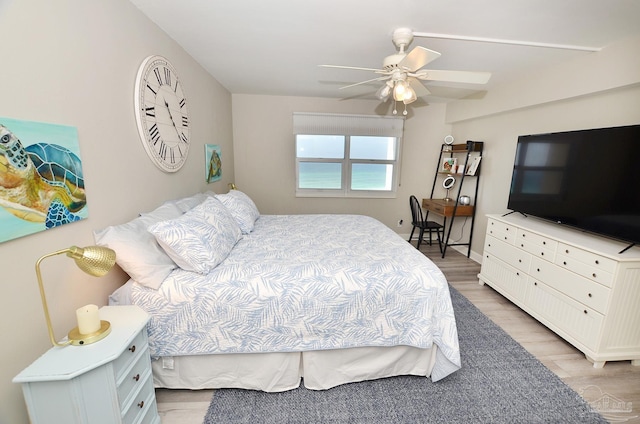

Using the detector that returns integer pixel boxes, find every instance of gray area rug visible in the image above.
[203,285,606,423]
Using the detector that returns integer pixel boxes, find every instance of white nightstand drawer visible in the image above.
[117,348,152,410]
[113,329,148,380]
[122,372,156,424]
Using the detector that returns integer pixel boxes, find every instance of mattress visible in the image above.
[117,214,461,384]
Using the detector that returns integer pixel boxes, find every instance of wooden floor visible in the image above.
[156,242,640,423]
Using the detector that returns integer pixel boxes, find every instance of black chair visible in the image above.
[408,195,443,251]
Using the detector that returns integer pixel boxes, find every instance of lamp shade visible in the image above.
[66,246,116,277]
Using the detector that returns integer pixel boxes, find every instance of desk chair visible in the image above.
[409,195,443,251]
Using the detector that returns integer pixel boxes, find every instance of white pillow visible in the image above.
[216,190,260,234]
[148,197,242,274]
[93,213,178,290]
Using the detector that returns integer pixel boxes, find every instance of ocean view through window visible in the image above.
[293,113,404,198]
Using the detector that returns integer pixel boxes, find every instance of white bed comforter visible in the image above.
[131,214,461,381]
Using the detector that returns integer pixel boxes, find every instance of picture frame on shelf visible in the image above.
[466,156,482,176]
[441,157,457,173]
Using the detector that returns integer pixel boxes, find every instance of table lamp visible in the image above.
[35,245,116,347]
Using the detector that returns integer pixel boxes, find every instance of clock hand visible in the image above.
[164,99,182,139]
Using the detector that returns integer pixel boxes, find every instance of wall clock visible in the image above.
[134,55,190,172]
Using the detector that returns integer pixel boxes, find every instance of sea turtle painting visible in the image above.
[0,123,86,236]
[207,146,222,183]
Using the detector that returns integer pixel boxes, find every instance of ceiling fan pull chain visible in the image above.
[392,101,398,115]
[403,103,408,116]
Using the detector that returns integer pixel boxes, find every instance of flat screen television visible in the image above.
[507,124,640,247]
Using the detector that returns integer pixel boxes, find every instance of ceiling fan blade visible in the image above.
[398,46,441,72]
[413,69,491,84]
[319,64,385,73]
[408,78,431,97]
[339,76,390,90]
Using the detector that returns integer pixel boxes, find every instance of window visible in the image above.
[293,113,404,198]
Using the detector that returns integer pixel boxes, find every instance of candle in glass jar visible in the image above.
[76,304,100,335]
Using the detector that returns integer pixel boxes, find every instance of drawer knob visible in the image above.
[543,241,546,245]
[563,261,567,265]
[537,268,540,272]
[504,236,508,240]
[588,293,592,298]
[595,260,599,265]
[520,243,524,247]
[534,282,537,286]
[518,259,522,263]
[516,272,520,276]
[592,273,597,278]
[541,252,544,256]
[129,345,136,353]
[133,373,140,382]
[138,400,145,409]
[565,249,570,254]
[584,310,588,314]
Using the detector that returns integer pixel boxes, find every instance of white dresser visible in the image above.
[478,213,640,368]
[13,305,160,424]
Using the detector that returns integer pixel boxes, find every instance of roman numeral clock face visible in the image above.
[134,55,190,172]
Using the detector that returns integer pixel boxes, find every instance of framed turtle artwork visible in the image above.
[205,144,221,183]
[0,117,88,243]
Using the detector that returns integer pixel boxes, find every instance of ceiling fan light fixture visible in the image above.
[393,80,409,101]
[376,81,393,101]
[402,85,417,104]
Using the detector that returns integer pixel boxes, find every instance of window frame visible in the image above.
[295,134,402,198]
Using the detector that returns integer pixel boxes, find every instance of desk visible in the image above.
[422,198,474,217]
[422,198,475,258]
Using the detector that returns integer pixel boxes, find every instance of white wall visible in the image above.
[0,1,234,422]
[448,36,640,258]
[231,95,452,232]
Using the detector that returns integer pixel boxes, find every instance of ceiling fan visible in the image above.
[320,27,491,115]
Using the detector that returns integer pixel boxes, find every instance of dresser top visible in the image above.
[13,305,149,383]
[487,213,640,261]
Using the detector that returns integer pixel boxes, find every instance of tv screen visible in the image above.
[507,124,640,245]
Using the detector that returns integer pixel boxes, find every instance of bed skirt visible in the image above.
[152,345,438,392]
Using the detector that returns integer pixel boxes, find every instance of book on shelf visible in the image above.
[466,156,482,176]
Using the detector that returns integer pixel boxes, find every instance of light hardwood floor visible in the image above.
[156,242,640,423]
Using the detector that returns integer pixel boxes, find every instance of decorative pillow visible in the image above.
[93,213,178,290]
[216,190,260,234]
[148,197,242,274]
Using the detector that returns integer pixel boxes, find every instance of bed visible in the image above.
[96,191,461,392]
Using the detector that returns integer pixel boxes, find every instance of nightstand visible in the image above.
[13,305,160,424]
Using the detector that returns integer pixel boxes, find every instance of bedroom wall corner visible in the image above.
[230,94,452,235]
[0,1,234,423]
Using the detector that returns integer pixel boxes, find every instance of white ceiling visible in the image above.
[129,0,640,103]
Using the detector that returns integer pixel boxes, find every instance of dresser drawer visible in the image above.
[113,329,148,380]
[555,243,616,287]
[484,235,531,273]
[526,278,604,350]
[487,219,516,244]
[530,256,610,314]
[555,253,614,287]
[515,229,557,260]
[117,347,152,410]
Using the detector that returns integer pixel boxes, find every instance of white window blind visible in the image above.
[292,113,404,137]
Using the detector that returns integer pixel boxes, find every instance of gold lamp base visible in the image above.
[67,320,111,346]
